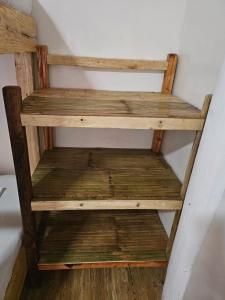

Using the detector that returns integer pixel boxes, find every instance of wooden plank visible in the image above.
[0,4,36,53]
[2,86,38,276]
[15,53,40,174]
[31,148,182,211]
[47,54,168,71]
[22,94,201,118]
[31,199,182,211]
[166,95,212,257]
[4,247,27,300]
[21,268,163,299]
[32,88,184,102]
[37,210,168,269]
[0,4,36,37]
[21,114,204,130]
[36,45,53,150]
[152,54,178,152]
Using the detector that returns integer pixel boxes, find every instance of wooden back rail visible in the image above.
[47,54,169,72]
[37,49,178,151]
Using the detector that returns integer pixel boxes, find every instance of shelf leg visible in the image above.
[166,95,212,258]
[36,45,53,151]
[3,86,39,283]
[152,54,178,153]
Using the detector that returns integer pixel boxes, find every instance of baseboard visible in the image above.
[4,247,27,300]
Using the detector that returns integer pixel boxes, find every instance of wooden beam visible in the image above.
[47,54,168,72]
[31,199,183,211]
[166,95,212,258]
[3,86,38,278]
[152,54,178,152]
[0,4,36,53]
[36,45,53,150]
[14,53,40,174]
[21,114,204,130]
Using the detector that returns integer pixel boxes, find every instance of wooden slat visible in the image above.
[0,4,36,53]
[32,88,183,102]
[21,114,204,130]
[31,148,182,211]
[36,45,53,150]
[32,199,182,211]
[47,54,168,71]
[152,54,178,152]
[2,86,38,275]
[166,95,212,258]
[38,210,168,270]
[15,53,40,174]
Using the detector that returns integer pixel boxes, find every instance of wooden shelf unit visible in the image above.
[2,4,211,278]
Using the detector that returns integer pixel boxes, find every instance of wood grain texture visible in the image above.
[161,54,178,94]
[32,88,183,102]
[4,247,27,300]
[37,210,168,269]
[36,45,53,150]
[0,4,36,53]
[47,54,168,71]
[21,268,163,300]
[31,148,182,211]
[21,88,203,130]
[32,199,182,211]
[15,53,40,174]
[152,54,178,152]
[2,86,38,273]
[21,114,204,130]
[166,95,212,257]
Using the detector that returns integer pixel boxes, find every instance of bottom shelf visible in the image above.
[38,210,168,270]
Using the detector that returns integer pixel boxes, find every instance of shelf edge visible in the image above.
[31,199,182,211]
[21,114,204,130]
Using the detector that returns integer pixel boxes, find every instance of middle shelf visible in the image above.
[31,148,182,211]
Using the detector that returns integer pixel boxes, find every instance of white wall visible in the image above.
[183,190,225,300]
[32,0,186,148]
[160,0,225,235]
[163,56,225,299]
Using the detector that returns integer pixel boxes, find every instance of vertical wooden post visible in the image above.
[152,54,178,153]
[166,95,212,258]
[14,52,40,174]
[36,45,53,150]
[3,86,38,276]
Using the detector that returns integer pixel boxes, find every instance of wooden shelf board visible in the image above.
[38,210,168,270]
[21,88,203,130]
[31,148,182,211]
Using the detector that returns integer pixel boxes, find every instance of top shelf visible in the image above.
[21,88,204,130]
